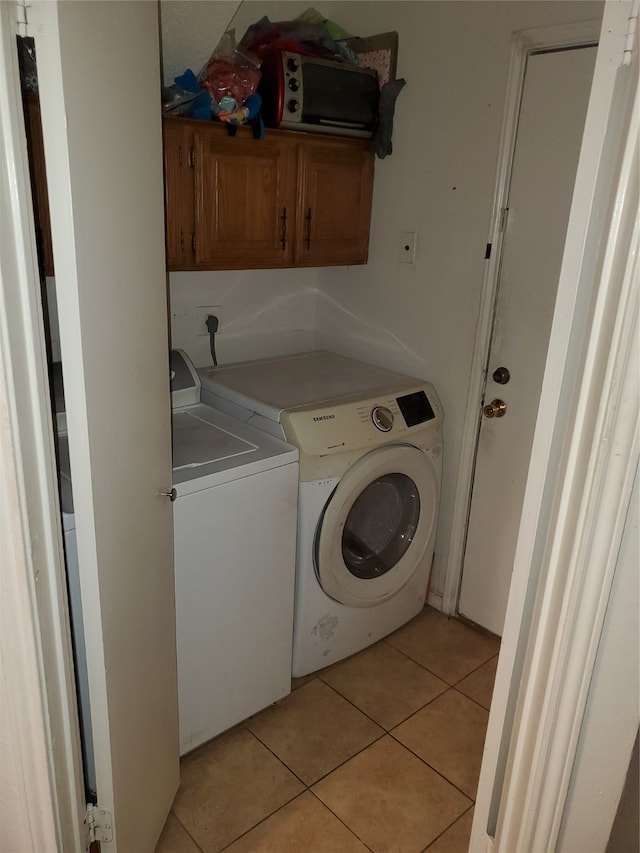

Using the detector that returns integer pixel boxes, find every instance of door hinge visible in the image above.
[499,207,509,233]
[188,147,195,168]
[16,0,28,35]
[85,804,113,845]
[623,1,638,65]
[178,144,183,166]
[191,233,196,254]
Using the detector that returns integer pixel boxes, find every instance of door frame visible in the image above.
[0,1,85,849]
[471,1,638,848]
[442,19,602,616]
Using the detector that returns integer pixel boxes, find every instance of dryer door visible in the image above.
[315,444,439,607]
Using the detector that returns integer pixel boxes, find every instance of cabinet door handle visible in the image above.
[305,207,312,249]
[280,207,287,251]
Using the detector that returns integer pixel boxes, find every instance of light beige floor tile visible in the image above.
[426,807,474,853]
[155,813,201,853]
[456,655,499,710]
[386,607,500,684]
[313,735,471,853]
[245,678,383,785]
[172,726,304,853]
[225,791,370,853]
[393,689,489,799]
[320,641,448,729]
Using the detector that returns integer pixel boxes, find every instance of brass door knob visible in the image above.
[483,399,507,418]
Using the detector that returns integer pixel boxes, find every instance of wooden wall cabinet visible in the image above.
[163,117,374,271]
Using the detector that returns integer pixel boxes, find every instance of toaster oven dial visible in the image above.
[372,406,394,432]
[288,78,299,92]
[287,57,299,72]
[287,99,300,114]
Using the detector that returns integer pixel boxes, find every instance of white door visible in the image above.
[30,2,179,849]
[458,46,597,636]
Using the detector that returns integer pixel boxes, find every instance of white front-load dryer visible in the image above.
[198,351,444,676]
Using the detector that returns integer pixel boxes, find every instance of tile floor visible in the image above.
[156,607,500,853]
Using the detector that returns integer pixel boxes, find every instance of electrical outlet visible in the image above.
[400,231,417,264]
[195,305,222,336]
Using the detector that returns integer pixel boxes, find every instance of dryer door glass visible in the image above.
[342,473,420,579]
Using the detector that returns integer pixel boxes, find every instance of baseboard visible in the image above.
[426,588,443,612]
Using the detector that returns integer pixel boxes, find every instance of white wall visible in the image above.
[160,0,242,86]
[159,0,603,599]
[169,268,318,366]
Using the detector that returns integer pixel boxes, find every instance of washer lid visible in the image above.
[172,404,298,496]
[172,410,256,470]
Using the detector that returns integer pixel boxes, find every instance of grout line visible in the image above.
[384,636,500,694]
[451,651,500,685]
[387,727,477,804]
[381,639,458,685]
[242,684,389,789]
[240,719,310,788]
[215,790,307,853]
[166,810,206,853]
[452,683,494,713]
[420,802,475,852]
[306,728,388,787]
[317,675,391,730]
[308,789,376,852]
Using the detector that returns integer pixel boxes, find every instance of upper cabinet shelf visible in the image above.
[162,117,375,271]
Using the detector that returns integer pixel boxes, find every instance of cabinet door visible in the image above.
[296,139,374,267]
[163,119,193,270]
[23,94,54,276]
[193,125,296,269]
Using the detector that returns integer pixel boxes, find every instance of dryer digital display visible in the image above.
[396,391,435,426]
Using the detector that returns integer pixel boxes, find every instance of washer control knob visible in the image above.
[372,405,394,432]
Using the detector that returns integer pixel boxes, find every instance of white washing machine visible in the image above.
[198,351,444,677]
[170,351,299,752]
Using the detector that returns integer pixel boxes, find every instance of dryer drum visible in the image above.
[341,473,421,579]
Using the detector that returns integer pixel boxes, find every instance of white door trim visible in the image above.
[442,19,602,616]
[0,1,85,850]
[471,2,638,849]
[494,70,638,853]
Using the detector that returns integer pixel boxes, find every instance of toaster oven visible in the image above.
[258,50,379,139]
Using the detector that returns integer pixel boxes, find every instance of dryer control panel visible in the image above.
[281,383,443,458]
